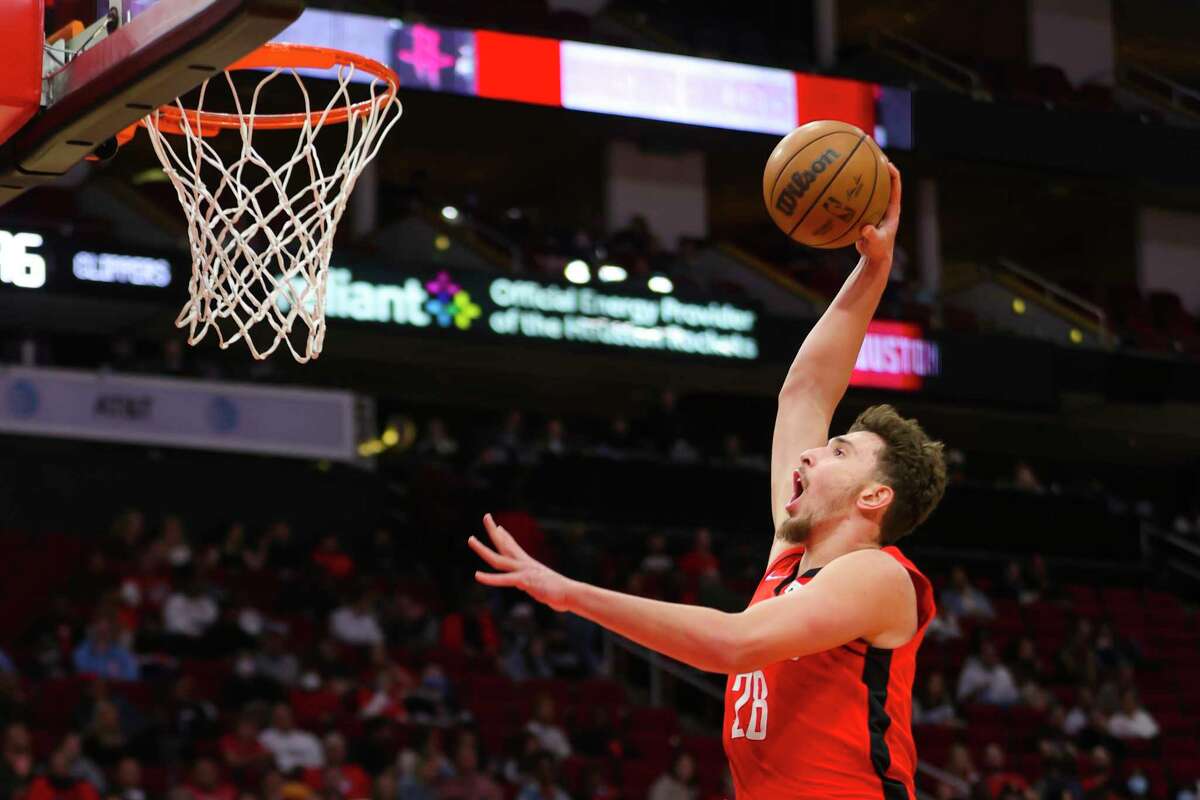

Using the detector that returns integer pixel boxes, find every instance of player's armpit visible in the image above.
[726,549,917,673]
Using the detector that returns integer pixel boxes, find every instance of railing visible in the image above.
[1141,522,1200,584]
[993,257,1111,339]
[1117,63,1200,122]
[602,630,724,707]
[871,29,991,100]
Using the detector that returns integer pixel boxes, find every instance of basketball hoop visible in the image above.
[141,42,403,362]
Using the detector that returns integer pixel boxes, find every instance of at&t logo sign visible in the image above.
[0,230,47,289]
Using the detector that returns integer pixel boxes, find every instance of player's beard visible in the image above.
[776,510,815,544]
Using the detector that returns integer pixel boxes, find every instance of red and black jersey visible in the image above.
[721,545,936,799]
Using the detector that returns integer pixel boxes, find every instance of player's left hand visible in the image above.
[855,161,901,263]
[469,514,571,611]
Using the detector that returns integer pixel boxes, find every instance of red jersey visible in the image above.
[722,545,935,799]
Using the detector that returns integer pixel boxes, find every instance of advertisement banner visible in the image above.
[304,267,761,361]
[0,367,360,461]
[850,320,941,391]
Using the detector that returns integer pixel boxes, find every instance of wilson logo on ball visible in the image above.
[774,149,841,215]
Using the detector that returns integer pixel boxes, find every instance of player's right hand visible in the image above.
[855,161,901,263]
[469,514,571,611]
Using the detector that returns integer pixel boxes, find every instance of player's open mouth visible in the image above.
[788,469,805,505]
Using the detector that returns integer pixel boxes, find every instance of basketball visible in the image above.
[762,120,891,249]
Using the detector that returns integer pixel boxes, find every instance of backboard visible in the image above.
[0,0,303,207]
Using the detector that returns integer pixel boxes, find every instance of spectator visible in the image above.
[1009,637,1045,690]
[159,516,192,568]
[356,663,413,723]
[0,651,14,676]
[329,591,384,648]
[163,577,220,640]
[25,747,100,800]
[524,694,571,760]
[957,641,1020,706]
[389,594,438,654]
[395,756,440,800]
[1080,746,1119,797]
[107,510,148,564]
[414,418,459,460]
[1093,621,1138,670]
[165,676,219,763]
[999,561,1035,605]
[648,752,698,800]
[259,705,323,774]
[678,529,719,582]
[437,732,501,800]
[940,743,979,799]
[1,724,33,800]
[640,534,674,575]
[183,759,237,800]
[111,757,146,800]
[913,672,961,726]
[302,734,369,800]
[502,635,554,683]
[311,536,355,582]
[514,753,569,800]
[74,616,139,682]
[981,743,1030,799]
[536,419,569,460]
[593,416,634,459]
[220,713,272,781]
[217,523,250,571]
[940,567,995,620]
[81,700,129,768]
[479,411,530,466]
[580,764,620,800]
[259,522,304,574]
[371,769,397,800]
[53,734,105,795]
[254,632,300,688]
[1107,690,1159,739]
[1012,461,1044,493]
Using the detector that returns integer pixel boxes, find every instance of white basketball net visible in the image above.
[143,60,403,362]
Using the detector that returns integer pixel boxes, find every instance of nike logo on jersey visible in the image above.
[765,572,789,580]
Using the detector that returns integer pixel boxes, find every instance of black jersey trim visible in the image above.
[862,646,910,800]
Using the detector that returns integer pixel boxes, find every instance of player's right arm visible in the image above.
[770,163,903,530]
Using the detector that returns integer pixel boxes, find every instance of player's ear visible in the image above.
[857,483,893,514]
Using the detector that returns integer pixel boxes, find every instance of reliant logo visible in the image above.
[423,272,482,330]
[0,229,47,289]
[774,148,841,215]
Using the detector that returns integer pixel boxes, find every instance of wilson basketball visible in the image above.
[762,120,891,249]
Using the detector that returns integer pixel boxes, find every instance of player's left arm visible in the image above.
[470,516,916,674]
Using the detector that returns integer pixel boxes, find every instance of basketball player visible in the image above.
[469,163,947,799]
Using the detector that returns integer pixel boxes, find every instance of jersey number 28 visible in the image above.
[730,671,768,740]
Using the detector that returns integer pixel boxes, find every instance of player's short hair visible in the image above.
[848,404,946,544]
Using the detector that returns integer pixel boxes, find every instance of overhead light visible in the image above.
[648,275,674,294]
[434,234,451,251]
[1012,298,1026,314]
[597,264,627,283]
[1069,328,1084,344]
[441,205,460,222]
[564,260,590,284]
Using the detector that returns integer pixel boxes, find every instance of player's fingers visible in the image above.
[884,162,902,222]
[468,536,518,571]
[484,513,529,559]
[474,570,522,589]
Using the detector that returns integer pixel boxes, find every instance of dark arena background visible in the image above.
[2,1,1200,799]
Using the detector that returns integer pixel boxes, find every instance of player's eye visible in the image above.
[834,448,844,457]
